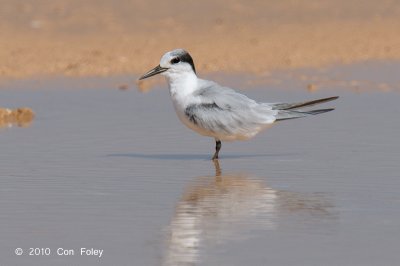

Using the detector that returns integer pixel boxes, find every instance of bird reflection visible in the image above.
[163,160,335,266]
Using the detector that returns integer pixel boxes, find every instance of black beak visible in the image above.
[138,65,168,80]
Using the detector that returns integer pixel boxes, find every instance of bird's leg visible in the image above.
[212,140,222,160]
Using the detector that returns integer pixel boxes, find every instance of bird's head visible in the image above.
[139,49,196,80]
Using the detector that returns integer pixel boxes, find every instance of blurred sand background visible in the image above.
[1,0,400,79]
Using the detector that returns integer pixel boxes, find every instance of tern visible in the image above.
[139,49,338,160]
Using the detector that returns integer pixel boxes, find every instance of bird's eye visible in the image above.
[171,57,180,64]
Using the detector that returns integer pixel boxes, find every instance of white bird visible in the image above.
[139,49,338,160]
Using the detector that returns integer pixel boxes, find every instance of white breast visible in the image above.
[167,73,217,137]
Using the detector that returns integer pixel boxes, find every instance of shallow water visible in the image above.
[1,64,400,265]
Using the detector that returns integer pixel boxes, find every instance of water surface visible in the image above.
[0,64,399,265]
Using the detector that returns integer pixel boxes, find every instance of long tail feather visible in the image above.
[272,96,339,110]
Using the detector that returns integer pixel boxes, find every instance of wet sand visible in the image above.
[0,108,34,128]
[1,0,400,79]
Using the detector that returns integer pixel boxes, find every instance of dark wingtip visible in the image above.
[305,108,335,115]
[285,96,339,110]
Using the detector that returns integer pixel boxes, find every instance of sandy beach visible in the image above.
[1,0,400,79]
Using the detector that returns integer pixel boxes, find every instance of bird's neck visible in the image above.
[166,71,198,99]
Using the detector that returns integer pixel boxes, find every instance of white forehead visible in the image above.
[160,49,186,66]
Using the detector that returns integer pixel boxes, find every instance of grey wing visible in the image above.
[186,80,277,137]
[195,80,255,108]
